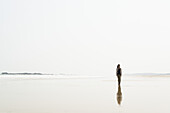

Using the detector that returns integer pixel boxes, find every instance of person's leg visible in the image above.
[118,76,121,85]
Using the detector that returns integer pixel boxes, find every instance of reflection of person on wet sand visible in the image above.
[117,85,122,105]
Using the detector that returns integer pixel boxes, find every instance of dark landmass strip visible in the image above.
[1,72,42,75]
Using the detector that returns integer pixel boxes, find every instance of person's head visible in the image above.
[117,64,120,68]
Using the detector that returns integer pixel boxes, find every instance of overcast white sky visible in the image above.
[0,0,170,75]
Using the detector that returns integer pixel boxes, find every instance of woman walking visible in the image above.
[116,64,122,85]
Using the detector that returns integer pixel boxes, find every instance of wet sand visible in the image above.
[0,75,170,113]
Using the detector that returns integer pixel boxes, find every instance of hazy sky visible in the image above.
[1,0,170,75]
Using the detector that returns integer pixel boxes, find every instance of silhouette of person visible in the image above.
[117,85,122,105]
[116,64,122,85]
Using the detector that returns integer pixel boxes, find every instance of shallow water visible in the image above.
[0,75,170,113]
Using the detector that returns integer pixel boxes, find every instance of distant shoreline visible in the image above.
[1,72,43,75]
[0,72,72,75]
[1,72,170,76]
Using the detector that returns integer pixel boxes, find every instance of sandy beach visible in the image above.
[0,75,170,113]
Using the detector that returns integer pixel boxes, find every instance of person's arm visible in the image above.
[120,68,122,76]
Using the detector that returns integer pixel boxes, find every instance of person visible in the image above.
[116,64,122,85]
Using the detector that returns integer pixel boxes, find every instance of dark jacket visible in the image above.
[116,68,122,76]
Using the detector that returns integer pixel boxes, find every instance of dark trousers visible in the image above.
[117,75,121,85]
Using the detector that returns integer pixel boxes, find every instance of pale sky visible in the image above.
[0,0,170,75]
